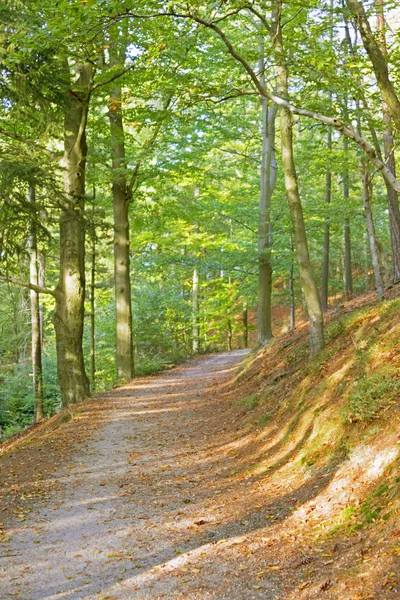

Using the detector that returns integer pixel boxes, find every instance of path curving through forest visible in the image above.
[2,349,290,600]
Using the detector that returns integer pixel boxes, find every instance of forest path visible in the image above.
[1,349,290,600]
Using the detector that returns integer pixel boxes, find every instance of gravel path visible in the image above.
[1,350,284,600]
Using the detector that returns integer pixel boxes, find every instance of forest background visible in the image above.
[1,0,399,438]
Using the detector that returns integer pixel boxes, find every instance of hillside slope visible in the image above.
[223,285,400,598]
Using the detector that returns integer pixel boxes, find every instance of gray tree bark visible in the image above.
[343,137,353,301]
[192,266,199,353]
[321,128,332,311]
[242,301,248,348]
[28,186,44,422]
[108,50,134,381]
[362,166,384,300]
[257,35,278,345]
[89,189,96,391]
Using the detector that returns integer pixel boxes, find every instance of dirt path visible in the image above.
[2,350,287,600]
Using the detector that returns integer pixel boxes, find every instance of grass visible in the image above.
[343,365,400,423]
[238,393,259,410]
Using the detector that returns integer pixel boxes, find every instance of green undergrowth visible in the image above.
[326,458,400,537]
[237,392,259,411]
[236,295,400,535]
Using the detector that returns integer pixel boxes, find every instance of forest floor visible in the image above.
[1,290,400,599]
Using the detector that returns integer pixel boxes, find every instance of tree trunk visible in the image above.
[192,266,199,353]
[227,319,233,351]
[376,0,400,281]
[28,186,44,422]
[346,0,400,132]
[90,189,96,391]
[53,61,92,407]
[273,6,324,356]
[289,237,295,331]
[38,244,46,345]
[257,36,278,345]
[321,128,332,311]
[362,166,384,300]
[108,53,134,382]
[343,138,353,300]
[242,301,248,348]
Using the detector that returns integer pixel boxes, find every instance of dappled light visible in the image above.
[2,290,400,598]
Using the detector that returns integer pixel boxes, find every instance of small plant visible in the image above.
[238,393,259,410]
[326,319,346,342]
[258,413,271,427]
[344,366,400,422]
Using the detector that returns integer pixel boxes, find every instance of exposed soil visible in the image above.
[0,336,399,599]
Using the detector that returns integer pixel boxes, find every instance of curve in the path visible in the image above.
[1,350,283,600]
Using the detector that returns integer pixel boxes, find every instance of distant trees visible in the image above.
[1,0,399,431]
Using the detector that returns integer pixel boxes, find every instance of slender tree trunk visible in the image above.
[273,6,324,356]
[28,186,44,422]
[257,37,278,344]
[343,9,400,282]
[322,7,333,311]
[321,128,332,311]
[38,246,45,345]
[289,237,295,331]
[344,216,353,300]
[108,51,134,382]
[53,61,92,407]
[227,319,233,351]
[343,137,353,300]
[363,232,371,292]
[362,166,384,300]
[192,266,199,353]
[90,189,96,390]
[242,301,248,348]
[376,0,400,281]
[346,0,400,131]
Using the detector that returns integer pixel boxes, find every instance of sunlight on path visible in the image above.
[1,350,287,600]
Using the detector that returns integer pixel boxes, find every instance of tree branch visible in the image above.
[0,128,60,161]
[345,0,400,132]
[244,5,271,32]
[0,275,56,297]
[127,94,174,197]
[175,9,400,194]
[114,7,400,193]
[92,64,136,91]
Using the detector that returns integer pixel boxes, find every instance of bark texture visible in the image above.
[242,302,248,348]
[321,129,332,311]
[273,5,324,356]
[192,266,199,353]
[343,138,353,300]
[28,186,44,422]
[257,99,278,344]
[376,0,400,281]
[362,166,384,300]
[257,34,278,345]
[54,61,92,407]
[109,65,134,381]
